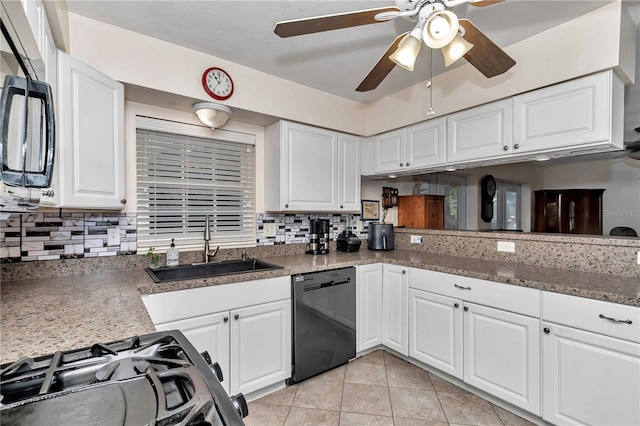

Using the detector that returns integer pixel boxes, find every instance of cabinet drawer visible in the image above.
[409,268,539,317]
[542,292,640,343]
[147,276,291,324]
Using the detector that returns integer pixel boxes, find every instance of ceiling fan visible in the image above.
[274,0,516,92]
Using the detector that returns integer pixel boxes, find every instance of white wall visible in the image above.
[541,158,640,234]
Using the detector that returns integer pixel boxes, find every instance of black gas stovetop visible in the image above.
[0,330,247,426]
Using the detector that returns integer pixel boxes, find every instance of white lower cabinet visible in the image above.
[146,276,291,396]
[356,264,383,352]
[230,300,291,395]
[382,264,408,356]
[463,302,540,415]
[408,289,462,379]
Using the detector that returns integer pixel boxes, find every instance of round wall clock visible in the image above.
[202,67,234,100]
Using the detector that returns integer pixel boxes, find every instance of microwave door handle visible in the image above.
[20,76,31,187]
[42,81,55,188]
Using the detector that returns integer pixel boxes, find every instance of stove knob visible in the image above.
[200,351,212,365]
[211,362,224,382]
[231,393,249,418]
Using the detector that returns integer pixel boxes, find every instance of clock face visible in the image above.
[483,175,496,198]
[202,67,234,100]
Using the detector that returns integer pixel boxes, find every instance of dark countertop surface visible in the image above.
[2,250,639,364]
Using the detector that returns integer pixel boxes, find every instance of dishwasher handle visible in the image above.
[303,277,351,292]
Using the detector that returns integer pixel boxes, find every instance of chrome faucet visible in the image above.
[204,215,219,263]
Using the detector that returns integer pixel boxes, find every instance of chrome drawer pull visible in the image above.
[454,284,471,290]
[599,314,632,325]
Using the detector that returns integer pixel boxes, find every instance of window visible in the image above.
[491,180,521,230]
[136,117,255,251]
[413,173,467,230]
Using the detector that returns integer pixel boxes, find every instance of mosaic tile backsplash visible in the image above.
[0,212,367,262]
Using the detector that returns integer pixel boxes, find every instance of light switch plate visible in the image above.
[411,235,422,244]
[263,223,277,238]
[497,241,516,253]
[107,228,120,246]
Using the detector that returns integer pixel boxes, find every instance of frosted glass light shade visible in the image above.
[389,34,422,71]
[193,102,232,128]
[424,10,459,49]
[441,34,473,67]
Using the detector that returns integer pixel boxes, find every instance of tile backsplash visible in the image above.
[1,212,137,262]
[1,212,367,262]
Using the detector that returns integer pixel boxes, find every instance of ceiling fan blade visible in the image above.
[274,6,400,38]
[356,32,407,92]
[469,0,504,7]
[459,19,516,78]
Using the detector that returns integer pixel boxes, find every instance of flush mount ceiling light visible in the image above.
[192,102,232,129]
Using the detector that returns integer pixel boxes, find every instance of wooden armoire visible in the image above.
[533,189,605,235]
[398,195,445,229]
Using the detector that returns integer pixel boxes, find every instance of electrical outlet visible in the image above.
[356,220,363,233]
[263,223,277,238]
[497,241,516,253]
[411,235,422,244]
[107,228,120,246]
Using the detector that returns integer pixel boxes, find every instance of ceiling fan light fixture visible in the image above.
[193,102,232,129]
[441,33,474,66]
[423,10,459,49]
[389,34,422,71]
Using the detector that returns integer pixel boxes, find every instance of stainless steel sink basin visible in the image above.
[145,259,284,283]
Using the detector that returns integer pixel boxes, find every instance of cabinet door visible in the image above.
[282,122,339,211]
[357,264,383,352]
[542,322,640,426]
[338,133,361,212]
[409,289,462,379]
[514,71,613,153]
[373,129,405,173]
[230,299,291,395]
[382,265,408,356]
[154,312,231,394]
[464,303,540,415]
[57,51,125,209]
[446,99,513,163]
[406,118,446,169]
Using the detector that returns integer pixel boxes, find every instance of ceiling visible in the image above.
[66,0,637,104]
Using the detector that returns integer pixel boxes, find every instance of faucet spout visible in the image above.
[204,215,219,262]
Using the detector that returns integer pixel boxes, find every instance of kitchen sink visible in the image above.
[145,259,284,283]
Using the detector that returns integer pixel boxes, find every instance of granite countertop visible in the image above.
[2,250,639,364]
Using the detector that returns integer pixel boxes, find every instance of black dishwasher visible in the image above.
[290,267,356,384]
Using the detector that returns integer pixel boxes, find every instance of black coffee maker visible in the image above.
[307,219,330,255]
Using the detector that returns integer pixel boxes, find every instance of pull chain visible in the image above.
[426,47,436,118]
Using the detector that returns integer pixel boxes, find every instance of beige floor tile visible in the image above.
[292,378,343,411]
[255,384,298,406]
[341,383,393,417]
[383,351,410,366]
[386,362,433,391]
[389,388,447,422]
[284,406,340,426]
[427,372,470,395]
[492,404,537,426]
[314,365,346,383]
[339,412,394,426]
[393,418,449,426]
[437,392,504,426]
[245,402,289,426]
[345,360,388,386]
[356,350,385,364]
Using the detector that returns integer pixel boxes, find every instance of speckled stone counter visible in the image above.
[2,249,639,364]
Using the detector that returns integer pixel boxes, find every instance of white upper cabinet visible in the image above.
[514,70,624,154]
[374,118,446,174]
[446,99,514,163]
[54,51,125,209]
[338,133,361,211]
[265,120,360,212]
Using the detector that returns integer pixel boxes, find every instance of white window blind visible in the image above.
[136,121,255,251]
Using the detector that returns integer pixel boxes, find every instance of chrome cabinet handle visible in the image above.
[454,303,459,308]
[406,162,410,167]
[402,270,406,274]
[224,316,229,323]
[543,327,550,334]
[120,199,127,204]
[340,205,343,209]
[454,284,471,290]
[513,144,520,149]
[463,306,469,312]
[503,145,509,151]
[400,163,404,167]
[599,314,632,324]
[234,314,240,320]
[285,204,289,208]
